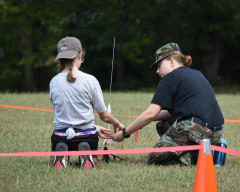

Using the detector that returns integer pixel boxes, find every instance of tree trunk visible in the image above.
[23,64,37,92]
[0,48,4,58]
[115,52,126,89]
[21,23,37,92]
[202,40,221,85]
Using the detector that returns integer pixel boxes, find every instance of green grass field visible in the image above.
[0,92,239,192]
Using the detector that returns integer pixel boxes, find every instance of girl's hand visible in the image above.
[96,125,113,139]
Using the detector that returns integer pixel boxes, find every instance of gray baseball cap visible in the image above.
[55,36,82,61]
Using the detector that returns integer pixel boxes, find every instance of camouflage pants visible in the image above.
[145,119,223,166]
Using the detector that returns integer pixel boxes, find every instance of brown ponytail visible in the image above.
[171,54,192,67]
[67,65,76,82]
[184,55,192,67]
[57,58,76,82]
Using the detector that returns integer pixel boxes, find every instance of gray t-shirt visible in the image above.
[49,70,107,130]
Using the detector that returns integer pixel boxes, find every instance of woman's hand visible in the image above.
[96,125,113,139]
[113,121,124,133]
[111,130,124,142]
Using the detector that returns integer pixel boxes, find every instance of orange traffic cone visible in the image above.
[192,139,218,192]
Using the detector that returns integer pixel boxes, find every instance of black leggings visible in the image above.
[51,133,99,151]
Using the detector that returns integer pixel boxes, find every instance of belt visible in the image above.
[54,127,97,137]
[185,117,223,132]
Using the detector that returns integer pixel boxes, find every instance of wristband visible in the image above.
[122,128,130,138]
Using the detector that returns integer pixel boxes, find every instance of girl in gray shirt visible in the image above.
[50,36,124,169]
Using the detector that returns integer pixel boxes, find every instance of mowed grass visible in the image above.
[0,92,239,192]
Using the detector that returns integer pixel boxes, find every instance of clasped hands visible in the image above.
[96,121,125,142]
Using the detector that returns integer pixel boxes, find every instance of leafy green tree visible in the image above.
[61,0,240,89]
[0,0,65,91]
[0,0,240,91]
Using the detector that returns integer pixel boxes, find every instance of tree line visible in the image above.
[0,0,240,92]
